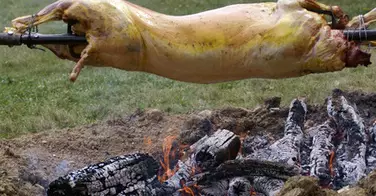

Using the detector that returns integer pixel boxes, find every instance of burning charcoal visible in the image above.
[309,120,336,186]
[190,129,241,170]
[253,177,284,196]
[241,135,269,156]
[247,98,307,166]
[162,129,240,193]
[228,177,252,196]
[47,153,161,196]
[327,89,368,188]
[163,159,193,190]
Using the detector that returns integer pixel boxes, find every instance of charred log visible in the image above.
[190,129,241,170]
[308,120,336,186]
[240,98,307,196]
[227,177,252,196]
[299,131,313,176]
[195,158,298,185]
[162,129,241,193]
[328,89,368,188]
[252,177,284,196]
[199,177,255,196]
[241,135,270,156]
[47,153,161,196]
[367,121,376,173]
[247,98,306,166]
[162,159,193,190]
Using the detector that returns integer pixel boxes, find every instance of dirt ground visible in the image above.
[2,89,376,196]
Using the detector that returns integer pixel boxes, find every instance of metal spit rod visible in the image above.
[0,30,375,46]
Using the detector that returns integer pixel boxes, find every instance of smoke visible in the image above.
[19,152,71,196]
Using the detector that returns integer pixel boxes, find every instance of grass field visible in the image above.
[0,0,375,138]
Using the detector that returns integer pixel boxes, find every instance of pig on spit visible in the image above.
[5,0,376,83]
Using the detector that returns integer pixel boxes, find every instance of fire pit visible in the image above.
[46,89,376,196]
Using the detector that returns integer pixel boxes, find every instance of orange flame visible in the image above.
[178,179,200,196]
[178,186,195,196]
[238,132,249,155]
[158,135,179,182]
[329,150,335,177]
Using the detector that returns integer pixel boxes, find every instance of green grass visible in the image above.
[0,0,375,138]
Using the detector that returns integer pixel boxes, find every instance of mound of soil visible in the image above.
[2,89,376,196]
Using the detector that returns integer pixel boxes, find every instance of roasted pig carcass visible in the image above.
[7,0,376,83]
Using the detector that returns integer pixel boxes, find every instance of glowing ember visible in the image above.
[329,150,335,177]
[178,180,196,196]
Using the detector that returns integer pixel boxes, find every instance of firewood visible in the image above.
[199,177,254,196]
[367,122,376,173]
[308,120,336,186]
[47,153,161,196]
[247,98,306,166]
[241,135,270,156]
[190,129,241,170]
[163,129,241,192]
[240,98,307,196]
[327,89,368,188]
[195,158,298,186]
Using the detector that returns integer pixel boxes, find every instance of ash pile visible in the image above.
[46,89,376,196]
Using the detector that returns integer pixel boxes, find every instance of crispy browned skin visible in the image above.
[7,0,375,83]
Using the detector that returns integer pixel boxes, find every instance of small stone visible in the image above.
[41,140,47,144]
[145,109,164,122]
[198,110,213,118]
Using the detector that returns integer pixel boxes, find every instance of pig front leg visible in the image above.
[347,8,376,29]
[11,0,74,33]
[10,0,97,82]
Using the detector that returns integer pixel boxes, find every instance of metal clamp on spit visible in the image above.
[1,20,87,58]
